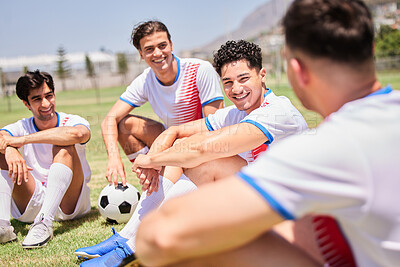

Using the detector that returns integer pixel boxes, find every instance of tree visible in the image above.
[117,52,129,85]
[0,67,12,112]
[85,54,100,104]
[56,46,71,91]
[375,25,400,58]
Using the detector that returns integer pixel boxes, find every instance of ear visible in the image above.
[289,58,309,88]
[170,40,174,52]
[23,100,31,110]
[138,49,144,60]
[259,67,267,84]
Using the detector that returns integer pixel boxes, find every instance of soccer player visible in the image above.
[132,0,400,266]
[77,40,308,266]
[0,70,91,248]
[100,20,224,188]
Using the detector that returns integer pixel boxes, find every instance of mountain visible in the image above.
[190,0,292,56]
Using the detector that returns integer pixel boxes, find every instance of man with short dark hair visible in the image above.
[133,1,400,266]
[0,70,91,249]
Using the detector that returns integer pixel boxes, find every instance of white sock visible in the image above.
[0,170,14,223]
[127,146,149,162]
[36,163,73,226]
[163,174,198,203]
[119,175,174,251]
[125,174,197,252]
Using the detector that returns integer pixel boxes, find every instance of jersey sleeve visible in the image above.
[240,99,307,145]
[1,120,26,137]
[238,125,370,221]
[205,105,244,131]
[119,70,149,107]
[196,61,224,106]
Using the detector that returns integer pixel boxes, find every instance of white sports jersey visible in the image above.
[1,112,91,185]
[205,90,308,162]
[239,86,400,266]
[120,56,224,127]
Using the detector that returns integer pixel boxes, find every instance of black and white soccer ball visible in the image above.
[98,182,140,224]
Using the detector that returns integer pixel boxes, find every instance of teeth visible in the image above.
[235,93,249,100]
[154,58,164,63]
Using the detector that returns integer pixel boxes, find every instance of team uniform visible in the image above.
[239,86,400,266]
[0,112,91,223]
[205,89,308,163]
[120,55,224,128]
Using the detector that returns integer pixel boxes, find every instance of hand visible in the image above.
[0,135,24,150]
[135,167,160,195]
[4,147,32,185]
[132,154,162,172]
[105,156,127,186]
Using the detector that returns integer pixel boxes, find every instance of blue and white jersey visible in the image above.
[1,112,91,185]
[205,90,308,162]
[239,86,400,267]
[120,56,224,128]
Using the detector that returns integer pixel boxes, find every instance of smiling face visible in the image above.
[24,82,56,123]
[138,31,174,75]
[221,59,267,114]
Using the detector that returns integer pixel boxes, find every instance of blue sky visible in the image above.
[0,0,269,58]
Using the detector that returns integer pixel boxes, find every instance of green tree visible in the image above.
[85,54,100,103]
[0,67,12,112]
[375,25,400,58]
[117,52,129,85]
[23,66,29,74]
[56,46,71,91]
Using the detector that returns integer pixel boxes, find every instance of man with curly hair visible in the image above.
[78,40,308,266]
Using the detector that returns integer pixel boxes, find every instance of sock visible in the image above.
[163,174,198,203]
[119,175,174,251]
[36,163,73,227]
[125,174,197,252]
[127,146,149,163]
[0,170,14,224]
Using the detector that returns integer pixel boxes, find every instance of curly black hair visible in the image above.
[213,40,262,76]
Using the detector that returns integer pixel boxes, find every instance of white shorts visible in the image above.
[11,176,91,223]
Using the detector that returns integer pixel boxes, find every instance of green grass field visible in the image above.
[0,71,398,266]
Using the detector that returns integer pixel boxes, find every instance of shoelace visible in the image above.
[114,241,131,258]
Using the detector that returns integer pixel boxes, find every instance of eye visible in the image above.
[223,81,233,88]
[159,43,167,50]
[239,76,250,83]
[145,47,154,54]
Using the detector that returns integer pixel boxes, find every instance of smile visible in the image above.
[233,92,250,100]
[153,57,166,63]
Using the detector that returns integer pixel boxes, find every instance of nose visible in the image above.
[231,81,243,94]
[153,47,162,57]
[41,97,51,108]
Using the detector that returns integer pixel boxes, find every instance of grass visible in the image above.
[0,71,398,266]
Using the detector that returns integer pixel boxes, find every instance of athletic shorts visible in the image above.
[11,176,91,223]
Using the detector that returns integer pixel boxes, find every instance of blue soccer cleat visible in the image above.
[80,241,133,267]
[75,228,128,260]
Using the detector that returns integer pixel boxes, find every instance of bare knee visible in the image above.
[0,153,8,170]
[52,145,75,160]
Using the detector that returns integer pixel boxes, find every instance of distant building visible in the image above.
[0,51,147,95]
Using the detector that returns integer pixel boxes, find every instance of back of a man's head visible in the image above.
[282,0,374,64]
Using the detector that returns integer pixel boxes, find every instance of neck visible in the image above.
[155,57,177,86]
[34,114,58,131]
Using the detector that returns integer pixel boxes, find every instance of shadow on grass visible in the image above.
[10,207,101,237]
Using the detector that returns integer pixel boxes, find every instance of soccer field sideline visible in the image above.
[0,71,399,266]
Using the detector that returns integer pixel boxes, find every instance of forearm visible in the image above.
[10,126,89,147]
[101,117,122,159]
[136,177,280,266]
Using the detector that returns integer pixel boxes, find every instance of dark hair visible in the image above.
[16,70,55,103]
[282,0,374,63]
[213,40,262,76]
[131,20,171,50]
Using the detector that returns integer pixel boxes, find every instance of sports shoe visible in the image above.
[80,241,133,267]
[22,220,53,249]
[0,225,17,244]
[118,253,142,267]
[75,227,128,260]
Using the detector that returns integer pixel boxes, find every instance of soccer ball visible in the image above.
[98,182,141,224]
